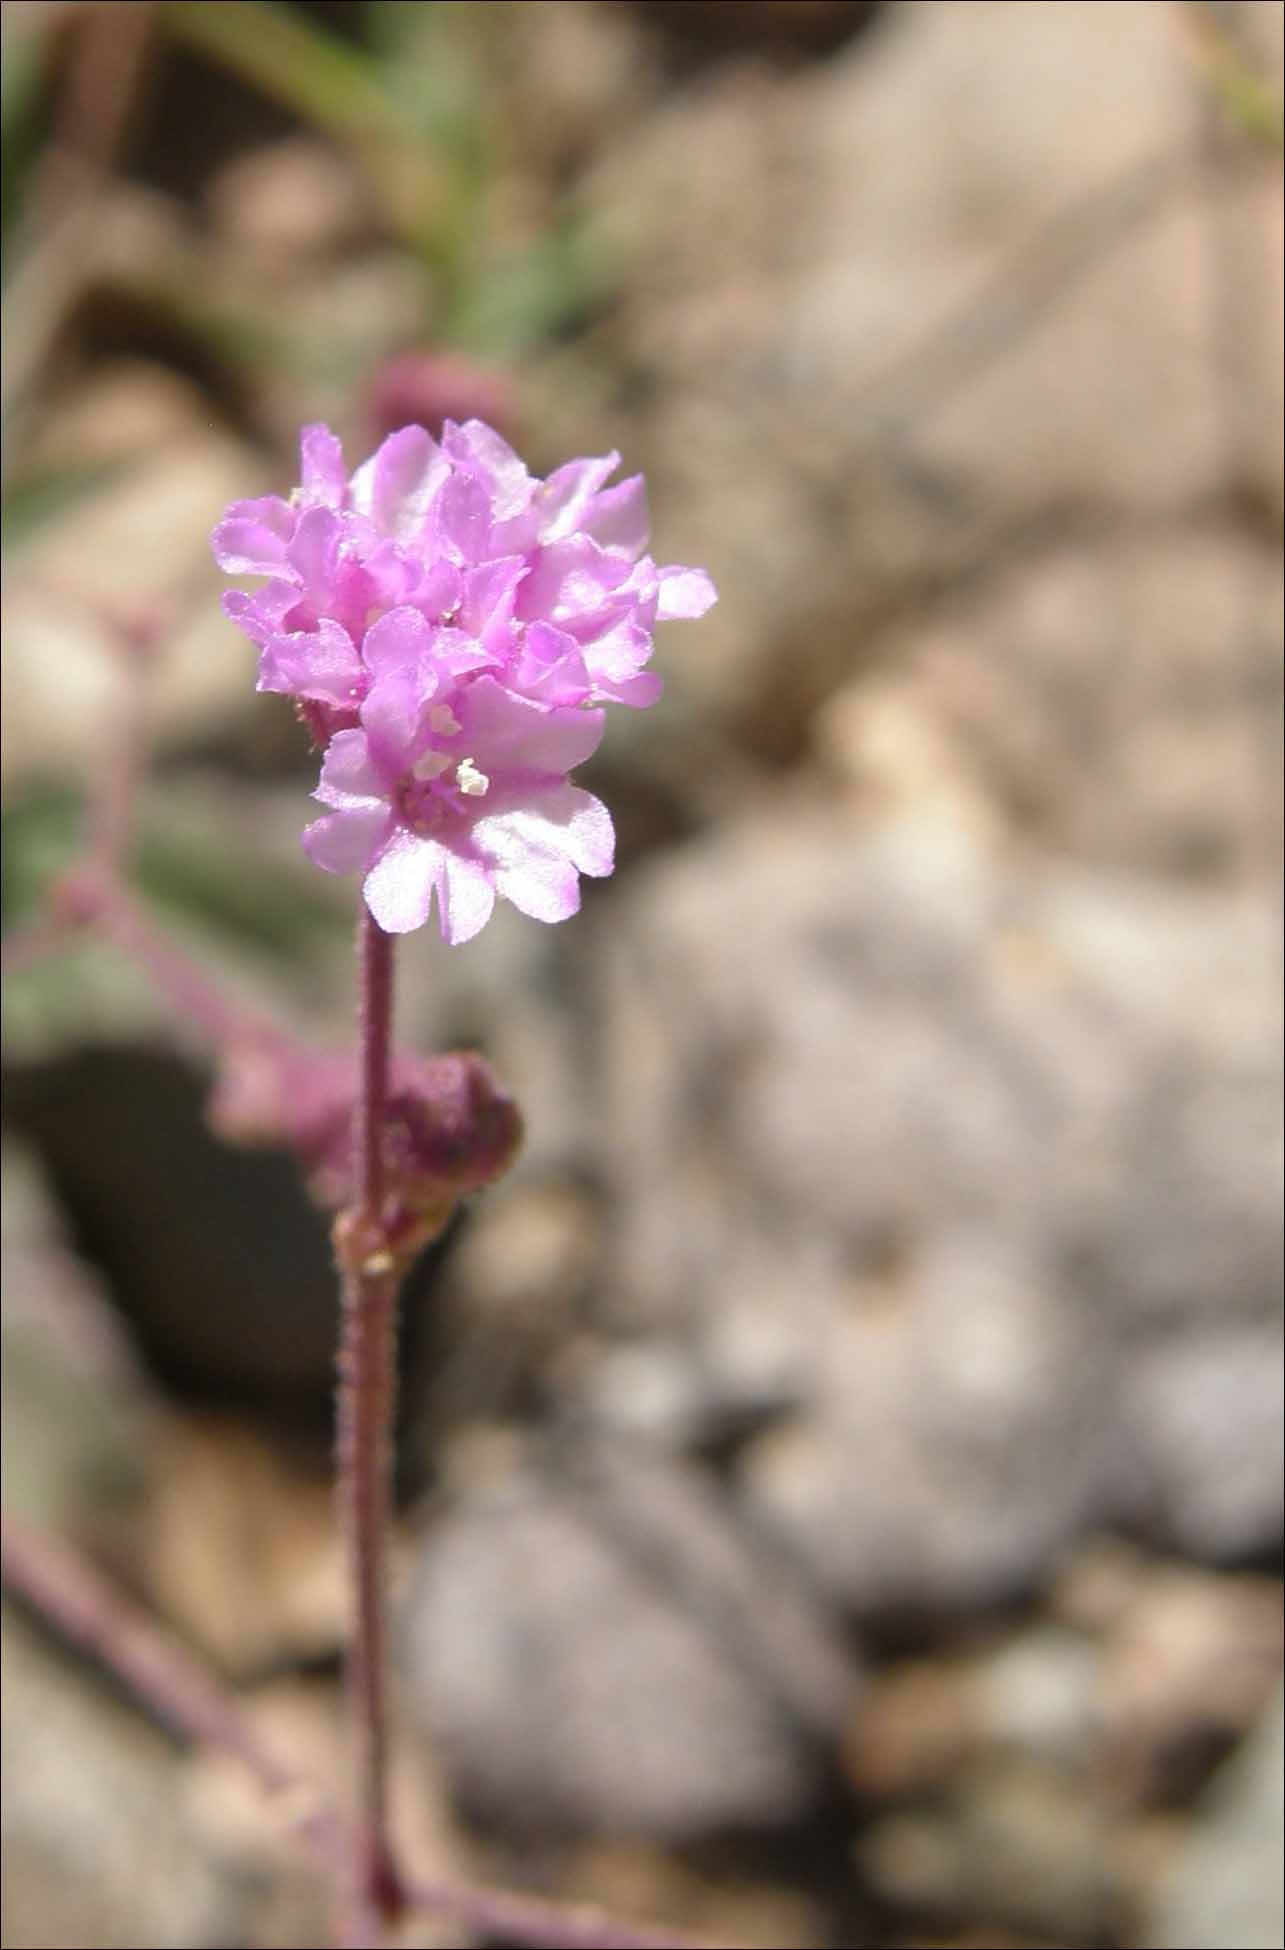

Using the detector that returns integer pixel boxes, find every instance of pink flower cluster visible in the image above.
[212,422,715,942]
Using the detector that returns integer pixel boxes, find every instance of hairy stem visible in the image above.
[335,1261,402,1941]
[355,908,394,1222]
[335,908,404,1944]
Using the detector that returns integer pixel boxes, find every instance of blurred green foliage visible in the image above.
[164,0,608,352]
[2,781,347,967]
[1186,2,1285,155]
[0,787,82,935]
[2,0,611,507]
[1,0,613,996]
[1,461,131,552]
[0,1,50,264]
[132,788,348,968]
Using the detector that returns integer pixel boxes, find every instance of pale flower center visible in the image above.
[402,740,490,829]
[409,707,466,783]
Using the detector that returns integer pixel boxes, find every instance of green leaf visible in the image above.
[164,0,401,148]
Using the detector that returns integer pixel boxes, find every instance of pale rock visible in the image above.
[398,1441,859,1840]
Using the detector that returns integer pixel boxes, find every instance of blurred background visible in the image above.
[2,3,1283,1947]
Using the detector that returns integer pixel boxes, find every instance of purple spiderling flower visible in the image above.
[213,420,716,941]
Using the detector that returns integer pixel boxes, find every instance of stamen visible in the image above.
[429,704,461,737]
[455,757,489,797]
[412,748,453,782]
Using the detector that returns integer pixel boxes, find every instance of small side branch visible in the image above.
[0,1512,714,1950]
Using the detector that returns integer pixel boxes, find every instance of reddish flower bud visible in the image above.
[208,1037,522,1252]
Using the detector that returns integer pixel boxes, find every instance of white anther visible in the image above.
[428,704,461,737]
[412,748,453,781]
[455,757,489,797]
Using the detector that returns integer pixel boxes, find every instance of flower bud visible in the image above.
[209,1038,522,1250]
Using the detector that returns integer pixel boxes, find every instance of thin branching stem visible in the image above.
[0,1513,710,1950]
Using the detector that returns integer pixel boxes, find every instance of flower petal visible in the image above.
[470,784,612,924]
[358,539,419,610]
[515,536,630,627]
[222,582,300,647]
[298,424,347,509]
[433,469,494,564]
[313,728,389,810]
[490,848,580,924]
[302,806,390,875]
[478,781,616,878]
[286,505,343,606]
[578,614,663,708]
[657,565,718,620]
[442,419,532,519]
[582,474,649,557]
[456,557,527,644]
[473,782,614,926]
[258,619,361,705]
[592,668,663,709]
[413,556,465,621]
[456,674,605,776]
[510,621,592,705]
[435,849,496,945]
[361,666,434,775]
[583,614,651,684]
[362,605,437,679]
[534,454,621,540]
[211,497,296,576]
[363,829,443,934]
[349,426,449,542]
[429,627,496,679]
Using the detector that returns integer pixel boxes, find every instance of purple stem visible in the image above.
[334,908,404,1943]
[355,908,393,1222]
[407,1878,714,1950]
[0,1513,710,1950]
[97,882,279,1049]
[1,878,261,1052]
[85,653,147,883]
[0,913,78,977]
[0,1511,298,1800]
[5,867,302,1070]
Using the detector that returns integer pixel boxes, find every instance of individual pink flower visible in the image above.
[303,673,614,942]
